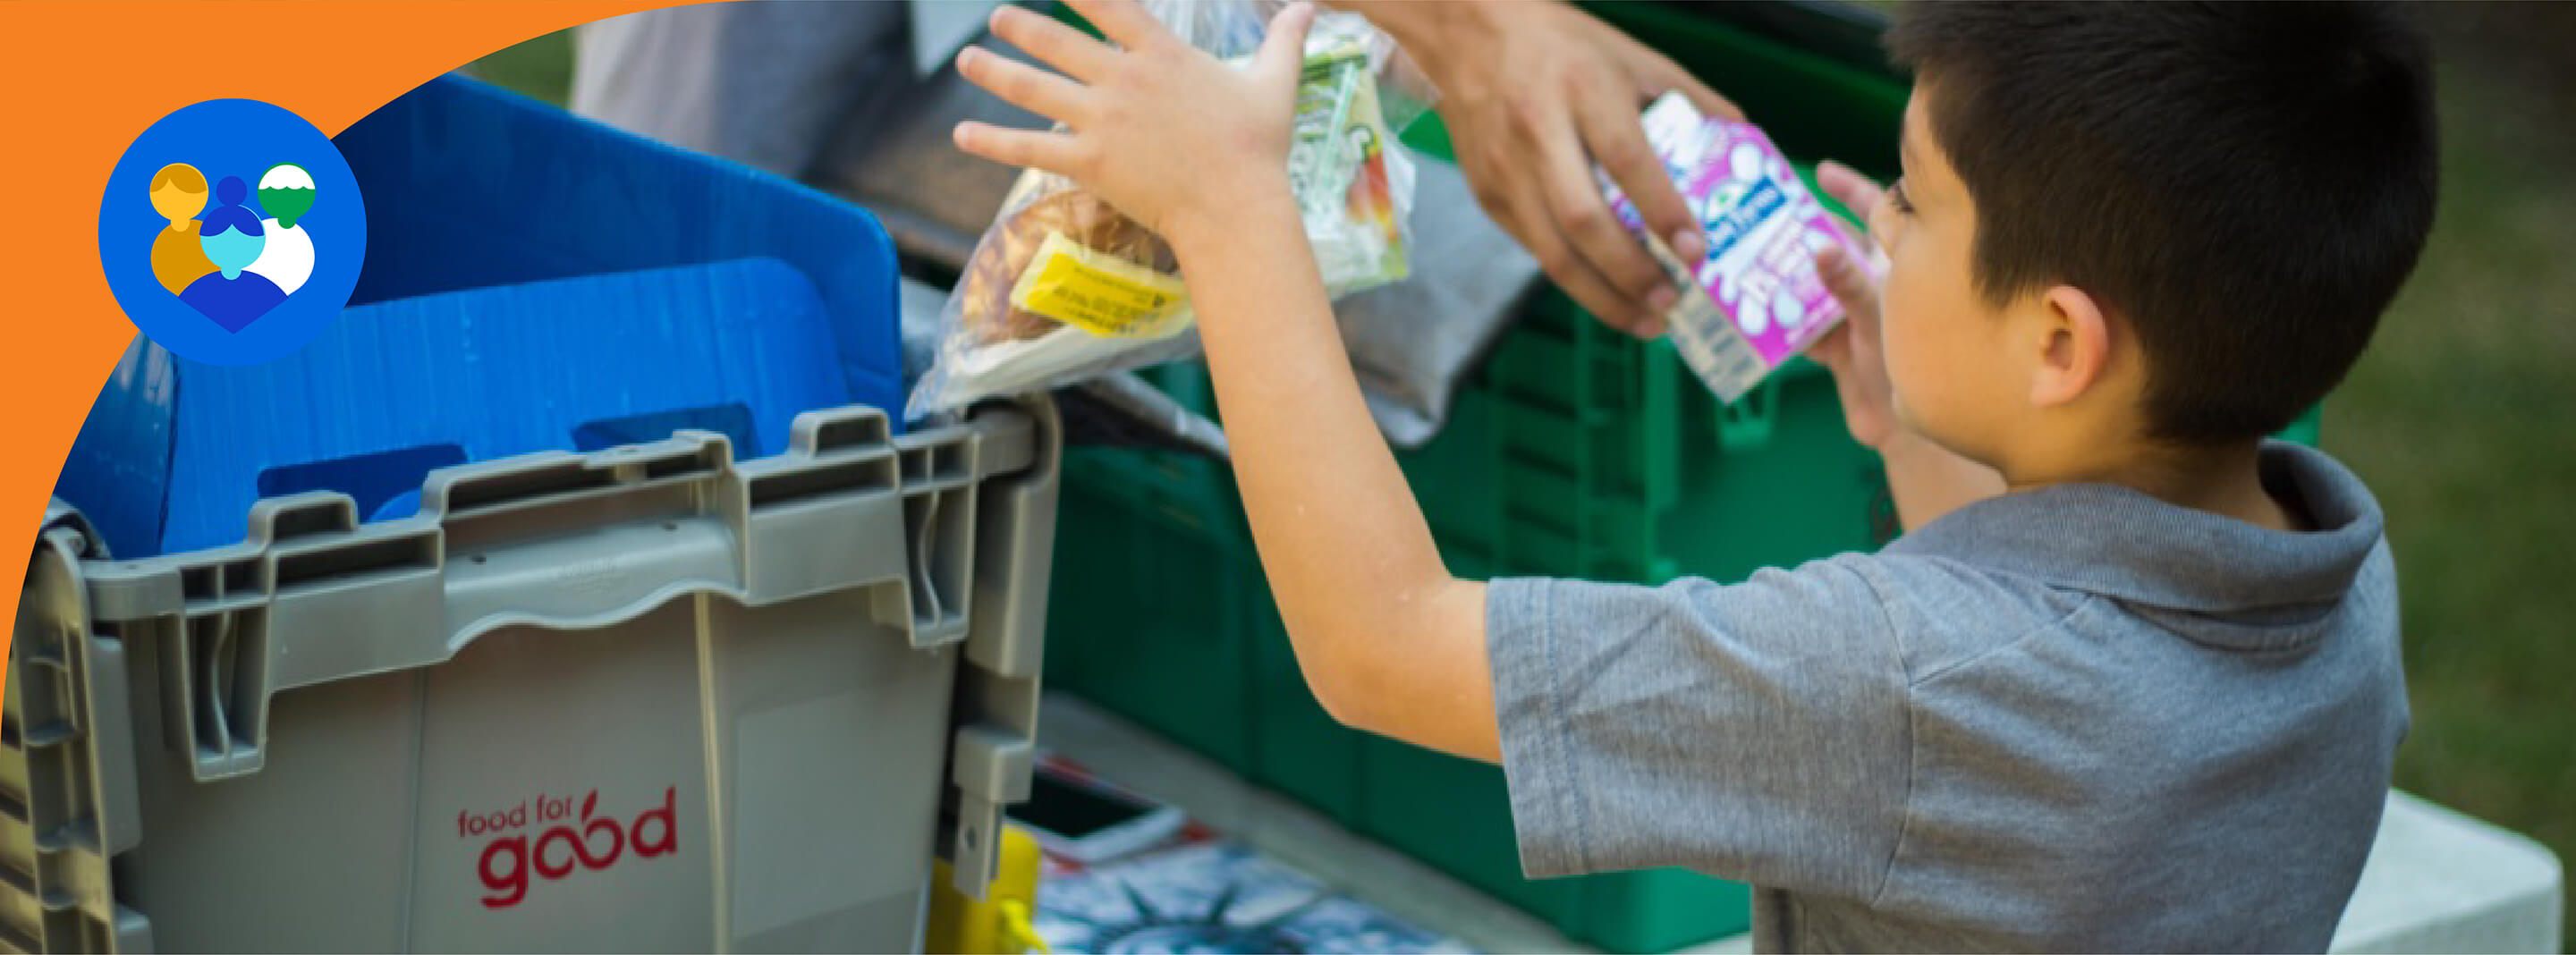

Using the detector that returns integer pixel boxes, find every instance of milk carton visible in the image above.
[1605,92,1875,403]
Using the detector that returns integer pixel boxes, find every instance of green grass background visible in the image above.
[465,3,2572,935]
[2334,5,2576,920]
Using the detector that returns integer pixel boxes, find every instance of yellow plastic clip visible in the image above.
[997,899,1050,955]
[926,824,1049,954]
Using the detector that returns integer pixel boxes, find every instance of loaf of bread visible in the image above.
[956,184,1180,345]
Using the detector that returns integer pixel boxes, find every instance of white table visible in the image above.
[1037,693,2562,953]
[2332,790,2562,952]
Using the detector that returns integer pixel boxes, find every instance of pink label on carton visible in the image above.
[1605,93,1872,403]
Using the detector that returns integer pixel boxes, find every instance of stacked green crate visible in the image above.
[1047,4,2317,951]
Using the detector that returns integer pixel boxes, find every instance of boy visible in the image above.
[952,0,2435,949]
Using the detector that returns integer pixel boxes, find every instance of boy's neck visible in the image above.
[2005,439,2309,532]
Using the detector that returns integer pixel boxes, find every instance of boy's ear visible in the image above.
[2029,283,2113,410]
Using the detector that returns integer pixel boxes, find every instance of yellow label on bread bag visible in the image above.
[1009,232,1192,339]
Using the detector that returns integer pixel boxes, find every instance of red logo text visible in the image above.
[461,787,677,909]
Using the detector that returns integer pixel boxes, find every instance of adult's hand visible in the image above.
[1342,0,1740,336]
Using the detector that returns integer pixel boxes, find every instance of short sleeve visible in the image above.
[1486,556,1913,900]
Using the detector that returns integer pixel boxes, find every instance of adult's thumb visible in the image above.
[1258,2,1317,80]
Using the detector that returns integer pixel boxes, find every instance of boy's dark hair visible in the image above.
[1886,2,2436,444]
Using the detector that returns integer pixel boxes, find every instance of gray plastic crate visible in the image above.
[3,397,1059,952]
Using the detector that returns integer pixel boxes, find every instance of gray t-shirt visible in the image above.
[1487,441,2406,952]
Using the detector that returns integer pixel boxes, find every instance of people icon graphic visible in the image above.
[148,164,216,295]
[249,164,317,293]
[150,162,321,333]
[105,97,365,366]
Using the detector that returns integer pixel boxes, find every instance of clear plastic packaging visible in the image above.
[906,2,1431,419]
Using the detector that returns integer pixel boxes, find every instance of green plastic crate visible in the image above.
[1046,3,2323,951]
[1044,5,1902,951]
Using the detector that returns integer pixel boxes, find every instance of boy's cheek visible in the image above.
[1881,342,1922,418]
[1889,392,1927,436]
[1878,347,1936,436]
[1875,314,1921,410]
[1876,306,1944,428]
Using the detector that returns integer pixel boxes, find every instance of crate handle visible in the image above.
[8,511,153,947]
[790,405,894,457]
[911,490,949,627]
[426,433,729,518]
[573,403,758,455]
[257,444,467,525]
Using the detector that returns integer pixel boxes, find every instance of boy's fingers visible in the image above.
[958,46,1093,127]
[988,4,1120,81]
[1815,160,1885,224]
[1808,323,1851,368]
[1256,1,1317,81]
[1063,0,1170,51]
[953,121,1088,177]
[1815,245,1879,317]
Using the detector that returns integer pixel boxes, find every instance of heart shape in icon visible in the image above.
[178,271,288,332]
[165,219,316,333]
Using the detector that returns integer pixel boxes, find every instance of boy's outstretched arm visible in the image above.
[1176,176,1501,764]
[953,0,1502,762]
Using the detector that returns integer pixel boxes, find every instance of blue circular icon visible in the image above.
[99,99,366,367]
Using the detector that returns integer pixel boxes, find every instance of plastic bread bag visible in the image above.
[905,2,1433,420]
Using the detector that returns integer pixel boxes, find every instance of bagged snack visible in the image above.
[1604,91,1879,404]
[907,4,1429,419]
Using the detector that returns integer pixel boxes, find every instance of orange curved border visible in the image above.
[0,1,707,669]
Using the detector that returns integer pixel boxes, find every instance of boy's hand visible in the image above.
[952,0,1316,249]
[1806,160,2008,529]
[1806,160,1899,450]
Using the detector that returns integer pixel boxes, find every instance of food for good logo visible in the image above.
[99,98,366,366]
[460,787,679,909]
